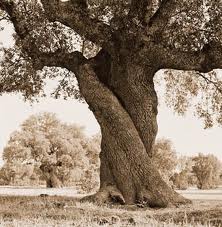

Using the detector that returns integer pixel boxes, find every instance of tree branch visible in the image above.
[137,38,222,74]
[161,41,222,73]
[0,1,27,39]
[40,0,114,51]
[148,0,170,26]
[196,72,222,94]
[0,0,10,10]
[31,49,86,72]
[0,1,87,73]
[128,0,161,26]
[0,1,14,23]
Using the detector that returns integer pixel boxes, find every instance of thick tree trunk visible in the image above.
[45,173,61,188]
[77,63,190,207]
[110,62,158,157]
[40,165,62,188]
[46,178,53,188]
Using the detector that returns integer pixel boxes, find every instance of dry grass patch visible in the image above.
[0,196,221,226]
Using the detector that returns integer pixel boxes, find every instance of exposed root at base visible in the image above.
[171,195,192,207]
[136,188,192,208]
[80,185,125,205]
[81,186,192,209]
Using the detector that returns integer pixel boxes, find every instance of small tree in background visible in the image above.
[171,171,189,190]
[0,163,16,185]
[81,134,101,193]
[171,156,195,190]
[1,112,100,189]
[192,153,222,189]
[0,160,36,186]
[151,138,177,184]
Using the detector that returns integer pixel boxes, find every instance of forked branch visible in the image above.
[0,0,87,73]
[41,0,114,51]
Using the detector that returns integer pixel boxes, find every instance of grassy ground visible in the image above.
[0,195,221,227]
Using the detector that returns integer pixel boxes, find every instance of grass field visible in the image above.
[1,186,222,200]
[0,187,221,226]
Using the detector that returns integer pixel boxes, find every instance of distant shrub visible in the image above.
[192,153,222,189]
[171,156,196,190]
[171,170,189,190]
[152,138,177,183]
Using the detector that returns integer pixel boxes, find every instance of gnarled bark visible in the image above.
[110,62,158,157]
[93,50,158,156]
[77,63,190,207]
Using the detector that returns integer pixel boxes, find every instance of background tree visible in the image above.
[0,0,222,207]
[0,163,16,185]
[81,134,101,193]
[171,156,195,190]
[0,160,36,186]
[192,153,222,189]
[151,138,177,184]
[2,112,96,188]
[171,171,188,190]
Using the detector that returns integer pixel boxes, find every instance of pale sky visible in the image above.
[0,20,221,165]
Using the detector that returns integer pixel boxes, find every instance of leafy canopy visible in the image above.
[0,0,222,128]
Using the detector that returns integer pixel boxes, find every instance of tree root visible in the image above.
[170,194,192,207]
[80,185,125,205]
[137,189,192,208]
[81,185,192,208]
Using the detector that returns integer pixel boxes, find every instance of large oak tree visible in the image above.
[0,0,222,207]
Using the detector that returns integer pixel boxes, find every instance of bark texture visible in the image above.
[110,62,158,156]
[77,63,190,207]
